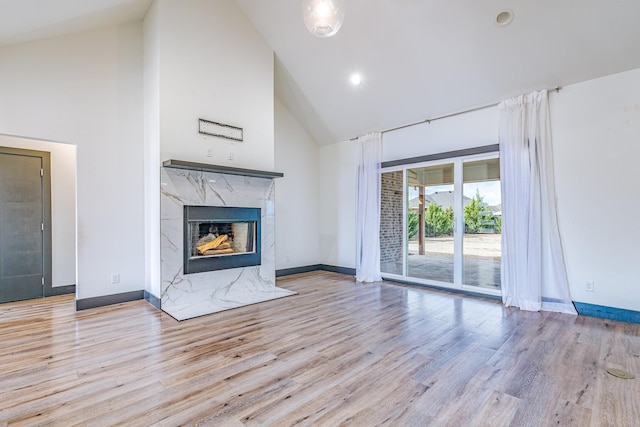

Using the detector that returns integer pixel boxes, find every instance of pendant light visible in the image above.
[303,0,345,38]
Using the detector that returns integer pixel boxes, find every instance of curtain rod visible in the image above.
[350,86,561,141]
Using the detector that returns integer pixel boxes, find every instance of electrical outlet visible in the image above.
[111,273,120,285]
[206,148,213,157]
[585,281,594,292]
[228,151,234,160]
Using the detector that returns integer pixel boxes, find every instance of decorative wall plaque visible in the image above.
[198,119,243,141]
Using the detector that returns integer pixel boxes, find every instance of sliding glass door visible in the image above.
[406,163,455,283]
[462,158,501,290]
[380,153,501,295]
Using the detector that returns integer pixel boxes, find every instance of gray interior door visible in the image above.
[0,151,44,302]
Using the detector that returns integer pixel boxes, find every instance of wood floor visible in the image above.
[0,271,638,426]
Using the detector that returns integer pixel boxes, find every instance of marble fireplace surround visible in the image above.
[160,160,296,321]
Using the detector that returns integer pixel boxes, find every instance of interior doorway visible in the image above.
[0,147,52,302]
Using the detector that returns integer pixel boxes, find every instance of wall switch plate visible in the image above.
[111,273,120,284]
[585,281,594,292]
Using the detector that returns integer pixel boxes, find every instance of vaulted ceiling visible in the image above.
[0,0,152,46]
[237,0,640,144]
[1,0,639,146]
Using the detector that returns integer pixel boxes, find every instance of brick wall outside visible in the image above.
[380,171,403,264]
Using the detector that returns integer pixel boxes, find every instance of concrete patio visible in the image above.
[381,234,501,290]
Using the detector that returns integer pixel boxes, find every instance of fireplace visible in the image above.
[160,162,295,321]
[183,205,261,274]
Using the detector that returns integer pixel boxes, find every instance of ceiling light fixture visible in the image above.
[303,0,345,38]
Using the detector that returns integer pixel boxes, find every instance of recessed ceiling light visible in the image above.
[495,9,514,26]
[350,73,363,86]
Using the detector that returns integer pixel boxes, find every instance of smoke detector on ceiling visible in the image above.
[495,9,514,27]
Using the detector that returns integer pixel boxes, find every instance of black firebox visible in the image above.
[183,206,261,274]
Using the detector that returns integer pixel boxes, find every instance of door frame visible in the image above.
[0,146,54,298]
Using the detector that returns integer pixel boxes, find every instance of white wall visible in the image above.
[0,24,145,300]
[318,68,640,312]
[143,0,162,298]
[0,135,76,287]
[318,140,358,268]
[155,0,275,171]
[274,97,320,269]
[382,107,498,162]
[552,68,640,311]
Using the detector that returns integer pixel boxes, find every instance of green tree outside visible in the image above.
[424,203,453,237]
[464,189,498,234]
[407,210,419,238]
[407,189,500,239]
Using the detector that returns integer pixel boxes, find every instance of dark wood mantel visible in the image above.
[162,160,284,179]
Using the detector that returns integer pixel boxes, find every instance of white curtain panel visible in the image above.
[499,90,576,314]
[355,132,382,283]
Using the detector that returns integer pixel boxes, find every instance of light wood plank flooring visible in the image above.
[0,271,638,426]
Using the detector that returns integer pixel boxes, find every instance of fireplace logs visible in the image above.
[195,234,238,256]
[203,248,234,255]
[196,234,229,254]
